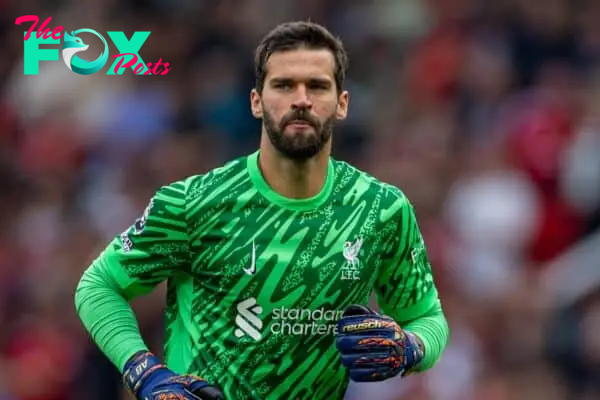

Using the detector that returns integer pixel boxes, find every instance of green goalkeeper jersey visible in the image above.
[88,151,442,400]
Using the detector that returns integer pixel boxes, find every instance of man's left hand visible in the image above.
[335,304,424,382]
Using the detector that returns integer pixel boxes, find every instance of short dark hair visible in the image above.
[254,21,349,94]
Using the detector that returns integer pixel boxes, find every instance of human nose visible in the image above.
[291,84,312,110]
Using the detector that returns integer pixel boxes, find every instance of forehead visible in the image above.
[265,48,336,81]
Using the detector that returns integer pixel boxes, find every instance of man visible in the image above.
[75,21,449,400]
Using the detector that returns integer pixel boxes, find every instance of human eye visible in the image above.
[272,80,293,90]
[307,80,331,91]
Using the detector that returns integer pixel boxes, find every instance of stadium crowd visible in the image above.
[2,0,600,399]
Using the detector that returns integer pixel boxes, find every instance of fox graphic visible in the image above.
[61,29,108,75]
[62,31,89,70]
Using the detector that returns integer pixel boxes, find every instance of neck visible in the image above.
[258,133,331,199]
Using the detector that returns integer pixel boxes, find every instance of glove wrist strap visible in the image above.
[401,331,425,373]
[123,351,164,396]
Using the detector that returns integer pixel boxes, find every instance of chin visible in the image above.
[281,147,322,160]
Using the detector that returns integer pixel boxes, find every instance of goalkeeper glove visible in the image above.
[123,351,225,400]
[336,304,425,382]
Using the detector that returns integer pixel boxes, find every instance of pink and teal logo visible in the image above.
[16,15,172,75]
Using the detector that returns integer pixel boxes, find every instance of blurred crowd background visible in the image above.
[2,0,600,399]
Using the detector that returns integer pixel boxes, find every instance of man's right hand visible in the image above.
[123,351,225,400]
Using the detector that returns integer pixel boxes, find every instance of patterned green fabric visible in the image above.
[103,151,439,400]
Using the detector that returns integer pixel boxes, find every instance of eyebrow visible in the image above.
[269,77,333,86]
[269,77,293,85]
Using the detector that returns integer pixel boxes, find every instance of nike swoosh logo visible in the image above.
[243,241,257,275]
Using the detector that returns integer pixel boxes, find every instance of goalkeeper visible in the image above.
[75,21,449,400]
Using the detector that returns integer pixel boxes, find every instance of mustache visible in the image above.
[281,109,320,128]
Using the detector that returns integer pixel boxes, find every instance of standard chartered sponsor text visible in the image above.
[270,306,343,336]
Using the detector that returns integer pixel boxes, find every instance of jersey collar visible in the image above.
[246,150,335,211]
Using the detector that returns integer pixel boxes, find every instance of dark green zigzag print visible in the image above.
[112,156,434,400]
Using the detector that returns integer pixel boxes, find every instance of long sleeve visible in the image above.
[74,180,191,371]
[402,298,448,370]
[75,258,149,371]
[375,195,449,372]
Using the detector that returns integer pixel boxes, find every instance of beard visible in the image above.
[262,105,335,160]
